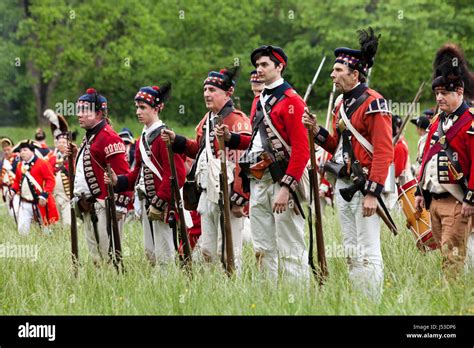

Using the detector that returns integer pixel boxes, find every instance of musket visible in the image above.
[165,137,192,270]
[303,56,326,103]
[106,164,124,273]
[339,160,398,235]
[366,67,373,87]
[216,115,235,276]
[393,81,426,145]
[304,56,329,284]
[7,189,18,226]
[321,83,336,169]
[67,138,79,276]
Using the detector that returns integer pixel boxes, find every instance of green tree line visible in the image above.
[0,0,472,127]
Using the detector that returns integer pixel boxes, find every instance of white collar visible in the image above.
[143,120,163,137]
[264,78,284,90]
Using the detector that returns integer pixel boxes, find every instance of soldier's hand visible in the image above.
[231,205,246,218]
[302,108,320,134]
[362,194,377,217]
[161,129,176,144]
[414,195,425,212]
[38,197,47,207]
[103,168,118,186]
[215,124,231,142]
[461,202,474,218]
[273,186,290,214]
[64,142,78,158]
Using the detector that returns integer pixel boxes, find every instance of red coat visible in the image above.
[394,136,409,178]
[418,104,474,204]
[173,103,251,206]
[229,86,310,192]
[12,156,59,225]
[315,86,393,197]
[117,126,186,209]
[75,120,132,209]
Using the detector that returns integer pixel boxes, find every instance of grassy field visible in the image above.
[0,199,473,315]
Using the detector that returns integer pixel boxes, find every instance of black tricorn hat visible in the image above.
[410,116,430,130]
[13,139,39,152]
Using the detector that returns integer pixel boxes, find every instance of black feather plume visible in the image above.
[221,65,241,90]
[357,27,380,68]
[159,82,172,103]
[433,43,474,99]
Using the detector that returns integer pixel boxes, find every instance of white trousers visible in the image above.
[195,190,244,272]
[140,199,175,265]
[82,199,124,263]
[54,192,71,226]
[249,175,309,281]
[335,179,384,301]
[18,201,35,235]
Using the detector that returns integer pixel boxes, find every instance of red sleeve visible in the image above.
[104,135,133,207]
[393,142,407,178]
[49,155,56,170]
[11,165,21,192]
[155,139,186,202]
[366,111,394,185]
[41,159,56,194]
[183,138,200,158]
[283,96,310,181]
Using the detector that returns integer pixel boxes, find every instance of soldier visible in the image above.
[250,70,264,97]
[49,133,71,226]
[105,83,187,266]
[71,88,131,264]
[34,128,52,159]
[162,67,251,272]
[118,128,137,169]
[415,43,474,278]
[303,28,393,300]
[10,140,59,234]
[1,137,18,217]
[392,115,413,185]
[217,46,310,281]
[410,114,430,178]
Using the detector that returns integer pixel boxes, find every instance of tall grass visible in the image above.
[0,202,472,315]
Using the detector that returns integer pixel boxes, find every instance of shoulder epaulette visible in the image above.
[365,98,391,115]
[467,120,474,135]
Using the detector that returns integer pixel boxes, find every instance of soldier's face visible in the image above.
[255,56,282,85]
[135,101,158,126]
[2,145,12,157]
[251,83,264,97]
[77,102,101,129]
[19,147,34,162]
[56,138,67,153]
[203,85,228,113]
[331,63,358,93]
[435,87,463,113]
